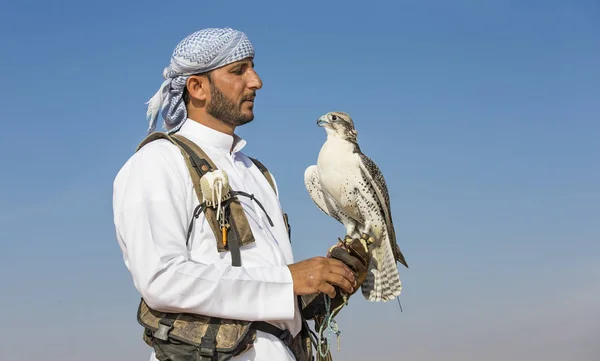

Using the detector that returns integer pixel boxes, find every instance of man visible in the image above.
[113,27,370,361]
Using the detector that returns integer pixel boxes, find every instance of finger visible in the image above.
[319,283,337,299]
[329,249,368,290]
[326,261,357,287]
[325,257,355,277]
[325,271,355,294]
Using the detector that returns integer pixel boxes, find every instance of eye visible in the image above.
[331,115,338,121]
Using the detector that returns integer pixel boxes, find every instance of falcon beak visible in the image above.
[317,115,329,127]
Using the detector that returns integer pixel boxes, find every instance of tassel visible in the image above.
[145,78,171,133]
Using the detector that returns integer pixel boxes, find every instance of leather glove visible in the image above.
[300,234,373,320]
[328,234,372,295]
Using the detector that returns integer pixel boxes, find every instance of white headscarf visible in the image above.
[146,28,255,133]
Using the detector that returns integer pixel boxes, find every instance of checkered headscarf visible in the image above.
[146,28,255,133]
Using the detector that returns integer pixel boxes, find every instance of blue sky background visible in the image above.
[1,1,598,360]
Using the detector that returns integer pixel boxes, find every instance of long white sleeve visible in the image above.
[112,140,296,322]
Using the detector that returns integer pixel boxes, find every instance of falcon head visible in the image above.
[317,111,358,142]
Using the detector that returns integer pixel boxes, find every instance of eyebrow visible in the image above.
[231,60,254,69]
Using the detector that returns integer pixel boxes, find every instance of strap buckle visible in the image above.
[278,329,293,346]
[199,334,217,358]
[153,317,175,341]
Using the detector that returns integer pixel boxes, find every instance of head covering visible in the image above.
[145,28,255,133]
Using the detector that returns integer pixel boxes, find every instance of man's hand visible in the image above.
[288,257,357,298]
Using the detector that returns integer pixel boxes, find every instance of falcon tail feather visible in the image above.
[362,230,402,301]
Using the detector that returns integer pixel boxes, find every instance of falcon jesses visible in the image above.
[304,111,408,302]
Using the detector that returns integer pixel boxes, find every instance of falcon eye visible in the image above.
[331,115,338,121]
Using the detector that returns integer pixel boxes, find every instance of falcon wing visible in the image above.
[357,153,408,268]
[304,165,343,223]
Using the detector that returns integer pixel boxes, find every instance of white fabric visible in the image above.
[112,119,300,361]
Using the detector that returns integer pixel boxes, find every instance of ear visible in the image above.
[186,75,210,102]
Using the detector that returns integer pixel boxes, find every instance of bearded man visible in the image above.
[112,28,371,361]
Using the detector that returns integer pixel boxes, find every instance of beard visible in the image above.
[206,83,254,127]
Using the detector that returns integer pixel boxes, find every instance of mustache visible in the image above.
[242,93,256,102]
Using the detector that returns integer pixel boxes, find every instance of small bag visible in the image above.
[138,299,256,361]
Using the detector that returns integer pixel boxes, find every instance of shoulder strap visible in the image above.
[136,132,257,266]
[248,157,292,242]
[137,132,215,200]
[249,157,276,194]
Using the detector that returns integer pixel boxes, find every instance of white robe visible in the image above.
[112,119,301,360]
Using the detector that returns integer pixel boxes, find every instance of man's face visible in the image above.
[205,58,262,127]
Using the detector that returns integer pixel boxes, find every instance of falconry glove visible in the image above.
[300,234,373,320]
[329,235,372,291]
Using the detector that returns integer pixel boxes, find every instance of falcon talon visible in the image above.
[327,245,337,255]
[359,238,370,253]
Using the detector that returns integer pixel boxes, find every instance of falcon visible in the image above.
[304,111,408,302]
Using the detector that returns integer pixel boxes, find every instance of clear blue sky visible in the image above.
[1,1,598,360]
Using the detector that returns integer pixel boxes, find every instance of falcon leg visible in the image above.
[342,223,354,247]
[361,221,373,239]
[345,222,356,238]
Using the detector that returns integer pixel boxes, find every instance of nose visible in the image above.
[247,68,263,90]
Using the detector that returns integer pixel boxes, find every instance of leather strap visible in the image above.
[251,321,294,348]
